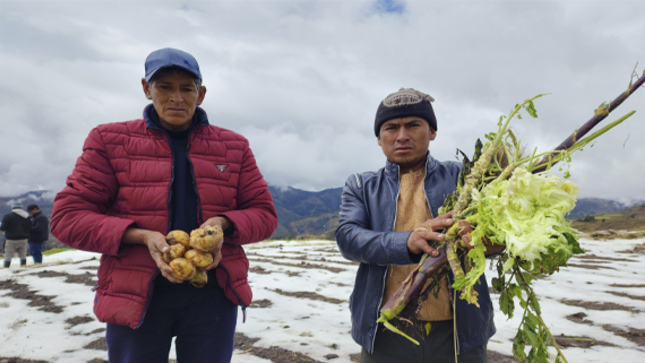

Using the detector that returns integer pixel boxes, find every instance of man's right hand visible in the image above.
[407,211,455,257]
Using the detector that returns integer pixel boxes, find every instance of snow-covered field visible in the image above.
[1,237,644,363]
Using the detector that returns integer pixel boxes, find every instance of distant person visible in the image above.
[51,48,277,363]
[27,204,49,265]
[335,88,503,362]
[1,203,32,268]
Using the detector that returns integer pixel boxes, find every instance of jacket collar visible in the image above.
[143,104,209,132]
[384,151,438,180]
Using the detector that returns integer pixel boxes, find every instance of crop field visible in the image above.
[1,238,644,363]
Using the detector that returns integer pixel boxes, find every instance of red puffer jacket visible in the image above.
[51,107,277,329]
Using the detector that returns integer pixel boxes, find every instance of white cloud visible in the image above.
[1,0,644,199]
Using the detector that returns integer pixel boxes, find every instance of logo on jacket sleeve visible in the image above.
[215,164,228,172]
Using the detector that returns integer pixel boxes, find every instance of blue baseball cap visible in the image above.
[144,48,202,82]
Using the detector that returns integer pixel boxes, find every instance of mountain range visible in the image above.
[1,188,644,242]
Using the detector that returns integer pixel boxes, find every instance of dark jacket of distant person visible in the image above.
[1,208,32,240]
[335,154,496,354]
[28,210,49,243]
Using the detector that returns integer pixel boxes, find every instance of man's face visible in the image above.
[142,69,206,131]
[29,208,39,216]
[377,116,436,173]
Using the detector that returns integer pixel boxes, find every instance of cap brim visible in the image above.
[145,65,201,82]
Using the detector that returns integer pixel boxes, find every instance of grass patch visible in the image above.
[43,248,75,256]
[594,213,622,219]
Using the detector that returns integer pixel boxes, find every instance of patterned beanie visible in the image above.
[374,88,437,136]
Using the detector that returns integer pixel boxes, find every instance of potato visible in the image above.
[169,258,196,281]
[190,270,208,288]
[166,230,190,247]
[190,225,223,252]
[163,243,186,263]
[184,249,214,268]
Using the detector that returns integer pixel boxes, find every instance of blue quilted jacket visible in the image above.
[335,153,496,354]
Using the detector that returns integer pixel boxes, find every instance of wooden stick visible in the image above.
[533,71,645,172]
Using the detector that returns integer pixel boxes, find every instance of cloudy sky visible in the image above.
[1,0,643,202]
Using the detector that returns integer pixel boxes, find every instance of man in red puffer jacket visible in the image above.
[51,48,277,363]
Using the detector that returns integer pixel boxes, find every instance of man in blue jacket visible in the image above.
[27,204,49,265]
[335,88,501,362]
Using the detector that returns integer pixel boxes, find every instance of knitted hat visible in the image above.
[11,203,22,209]
[374,88,437,136]
[27,204,39,212]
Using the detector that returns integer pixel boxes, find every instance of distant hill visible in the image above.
[2,189,643,244]
[566,197,643,220]
[571,203,645,233]
[268,186,342,239]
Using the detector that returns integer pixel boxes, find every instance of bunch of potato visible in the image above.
[163,225,223,287]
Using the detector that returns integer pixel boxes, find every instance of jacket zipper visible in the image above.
[370,164,402,354]
[186,135,203,225]
[163,132,175,233]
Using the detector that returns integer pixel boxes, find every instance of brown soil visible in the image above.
[249,265,301,277]
[311,248,341,253]
[616,243,645,254]
[318,259,359,266]
[250,299,273,308]
[251,258,346,273]
[564,263,616,270]
[234,332,325,363]
[610,283,645,288]
[83,337,108,351]
[607,291,645,301]
[87,359,107,363]
[247,251,308,260]
[65,315,95,327]
[0,358,49,363]
[248,251,358,266]
[249,266,273,275]
[487,350,521,363]
[602,325,645,346]
[34,270,96,286]
[0,279,64,313]
[565,312,593,325]
[560,299,640,313]
[575,254,637,262]
[328,281,350,287]
[554,334,617,348]
[269,288,345,304]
